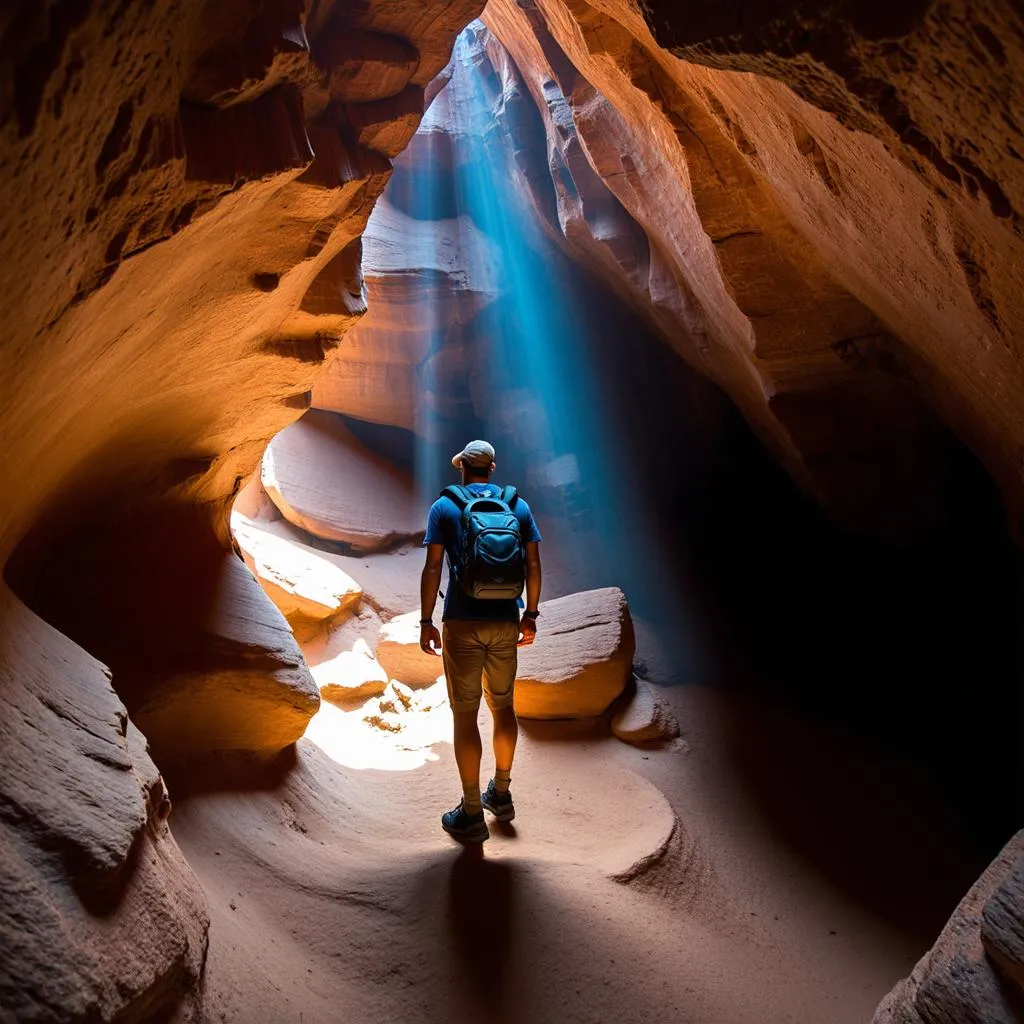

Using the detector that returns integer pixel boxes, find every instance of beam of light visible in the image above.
[392,22,703,678]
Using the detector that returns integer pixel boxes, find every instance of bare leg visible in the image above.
[452,708,483,791]
[491,705,518,774]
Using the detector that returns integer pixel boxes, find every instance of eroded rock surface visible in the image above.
[0,2,478,1012]
[982,845,1024,997]
[0,586,208,1022]
[611,678,680,746]
[515,587,635,719]
[874,831,1024,1024]
[482,1,1024,537]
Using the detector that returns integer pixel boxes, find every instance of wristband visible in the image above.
[522,610,539,620]
[419,618,433,626]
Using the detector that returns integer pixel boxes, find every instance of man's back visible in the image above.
[425,482,542,622]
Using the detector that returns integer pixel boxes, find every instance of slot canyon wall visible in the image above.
[1,1,1023,1023]
[0,0,480,1018]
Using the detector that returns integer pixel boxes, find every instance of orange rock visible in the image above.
[130,552,321,761]
[515,587,635,719]
[231,510,362,641]
[0,0,478,1013]
[376,611,447,688]
[483,0,1024,535]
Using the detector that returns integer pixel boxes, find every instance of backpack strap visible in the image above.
[500,485,519,507]
[440,484,471,509]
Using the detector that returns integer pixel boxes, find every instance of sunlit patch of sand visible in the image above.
[303,677,452,771]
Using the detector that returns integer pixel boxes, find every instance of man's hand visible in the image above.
[420,622,442,655]
[518,617,537,647]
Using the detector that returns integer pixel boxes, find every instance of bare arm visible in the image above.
[524,541,541,612]
[419,544,445,654]
[519,541,542,646]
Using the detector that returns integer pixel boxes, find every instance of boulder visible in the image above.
[873,830,1024,1024]
[611,678,680,745]
[376,611,447,688]
[261,409,423,552]
[328,545,424,621]
[515,587,635,719]
[229,513,421,622]
[231,510,362,640]
[314,638,389,704]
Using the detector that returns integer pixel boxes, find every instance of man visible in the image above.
[420,439,542,843]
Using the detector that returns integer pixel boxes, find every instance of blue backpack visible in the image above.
[441,484,525,600]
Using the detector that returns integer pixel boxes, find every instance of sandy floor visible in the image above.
[169,680,968,1024]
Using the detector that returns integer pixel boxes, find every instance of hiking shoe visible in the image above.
[441,800,489,843]
[481,779,515,822]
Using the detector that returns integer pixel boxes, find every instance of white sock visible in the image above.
[462,783,482,815]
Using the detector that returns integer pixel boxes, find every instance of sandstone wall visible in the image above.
[483,0,1024,538]
[0,0,477,1016]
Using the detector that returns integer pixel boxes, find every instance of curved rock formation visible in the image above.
[482,0,1024,538]
[611,678,681,746]
[0,586,209,1021]
[231,509,363,640]
[0,0,479,1016]
[262,408,423,550]
[310,192,501,432]
[873,831,1024,1024]
[4,0,1024,1019]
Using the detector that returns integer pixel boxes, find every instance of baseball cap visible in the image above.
[451,439,496,469]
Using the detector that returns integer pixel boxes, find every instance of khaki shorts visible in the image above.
[442,619,519,713]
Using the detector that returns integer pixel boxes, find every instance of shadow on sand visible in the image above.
[446,844,516,1003]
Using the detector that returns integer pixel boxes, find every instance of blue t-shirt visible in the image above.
[425,483,542,621]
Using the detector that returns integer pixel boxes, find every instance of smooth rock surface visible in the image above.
[515,587,635,719]
[310,195,501,432]
[130,552,322,763]
[231,509,362,640]
[262,409,423,551]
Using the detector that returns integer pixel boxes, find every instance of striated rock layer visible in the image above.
[0,0,478,1018]
[482,0,1024,538]
[476,3,1024,1019]
[873,831,1024,1024]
